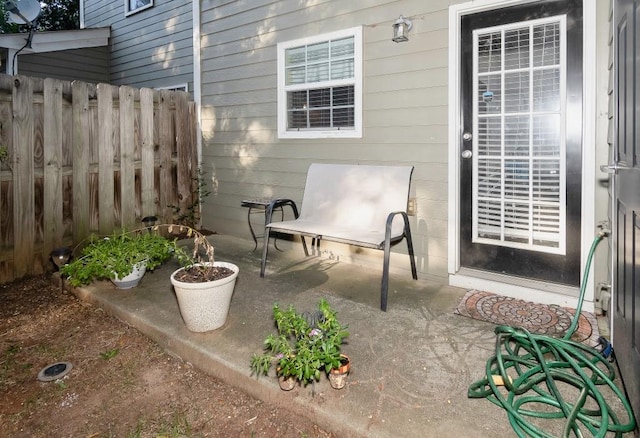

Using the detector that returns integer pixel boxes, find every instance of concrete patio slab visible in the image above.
[68,234,632,437]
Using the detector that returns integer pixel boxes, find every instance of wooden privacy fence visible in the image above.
[0,74,198,283]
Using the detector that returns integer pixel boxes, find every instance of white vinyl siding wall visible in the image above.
[83,0,193,91]
[199,0,452,279]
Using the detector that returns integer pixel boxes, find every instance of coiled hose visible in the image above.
[468,233,637,437]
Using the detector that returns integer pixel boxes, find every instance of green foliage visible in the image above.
[60,229,176,286]
[169,167,211,228]
[250,299,349,386]
[0,146,7,163]
[0,0,79,34]
[100,348,119,360]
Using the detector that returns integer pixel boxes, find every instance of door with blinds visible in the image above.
[459,0,583,285]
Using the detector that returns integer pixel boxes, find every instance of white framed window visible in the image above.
[277,27,363,139]
[125,0,153,16]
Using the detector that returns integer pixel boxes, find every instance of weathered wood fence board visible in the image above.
[0,74,198,283]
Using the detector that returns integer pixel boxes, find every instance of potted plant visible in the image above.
[165,225,239,333]
[60,228,175,289]
[250,298,349,390]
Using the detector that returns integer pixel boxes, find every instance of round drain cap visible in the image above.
[37,362,73,382]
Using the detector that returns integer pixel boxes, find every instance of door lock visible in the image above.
[462,132,473,141]
[461,150,473,159]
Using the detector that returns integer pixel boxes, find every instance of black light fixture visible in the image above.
[50,247,72,292]
[50,247,72,269]
[142,215,158,231]
[392,15,413,43]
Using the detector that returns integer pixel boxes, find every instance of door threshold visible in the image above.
[450,268,592,312]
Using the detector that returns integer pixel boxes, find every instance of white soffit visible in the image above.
[0,27,110,53]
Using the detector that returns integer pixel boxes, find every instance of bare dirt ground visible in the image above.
[0,274,336,438]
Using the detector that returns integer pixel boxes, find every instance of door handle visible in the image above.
[600,163,631,174]
[461,150,473,159]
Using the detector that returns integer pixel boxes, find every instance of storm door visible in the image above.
[610,0,640,422]
[459,0,583,285]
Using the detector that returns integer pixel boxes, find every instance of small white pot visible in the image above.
[170,261,239,332]
[111,262,147,289]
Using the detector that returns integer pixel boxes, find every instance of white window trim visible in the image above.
[124,0,153,17]
[277,26,363,139]
[156,83,188,92]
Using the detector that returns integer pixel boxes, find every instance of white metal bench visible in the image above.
[259,163,417,311]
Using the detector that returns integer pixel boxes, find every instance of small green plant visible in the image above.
[250,299,349,386]
[0,146,8,164]
[61,229,176,286]
[100,348,119,360]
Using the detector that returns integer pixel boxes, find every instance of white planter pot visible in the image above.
[111,262,147,289]
[170,261,239,332]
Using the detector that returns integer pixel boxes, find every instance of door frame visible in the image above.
[447,0,598,310]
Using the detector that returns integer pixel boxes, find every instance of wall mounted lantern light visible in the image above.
[392,15,413,43]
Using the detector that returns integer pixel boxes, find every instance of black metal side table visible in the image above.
[240,198,299,251]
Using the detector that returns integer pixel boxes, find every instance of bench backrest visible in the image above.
[299,163,413,236]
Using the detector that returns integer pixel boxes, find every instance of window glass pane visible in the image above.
[533,69,560,111]
[504,202,530,243]
[477,117,502,156]
[307,42,329,62]
[533,23,560,66]
[504,71,530,112]
[307,62,329,83]
[331,59,353,80]
[477,158,502,198]
[309,109,331,127]
[477,32,502,73]
[333,107,354,127]
[285,46,306,67]
[504,115,530,156]
[309,88,331,108]
[504,27,530,70]
[286,66,306,85]
[532,114,560,156]
[477,200,502,238]
[332,86,353,107]
[288,110,308,129]
[331,37,354,58]
[477,74,502,114]
[129,0,151,11]
[288,91,307,110]
[504,160,530,200]
[532,160,560,202]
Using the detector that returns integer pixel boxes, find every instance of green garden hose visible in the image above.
[468,233,637,437]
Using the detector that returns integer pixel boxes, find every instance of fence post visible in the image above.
[158,90,173,222]
[72,80,90,243]
[97,83,115,234]
[140,88,155,219]
[119,85,135,228]
[43,78,64,259]
[12,76,35,278]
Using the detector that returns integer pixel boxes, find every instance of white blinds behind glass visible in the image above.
[472,16,566,255]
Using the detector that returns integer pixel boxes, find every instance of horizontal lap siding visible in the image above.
[200,0,451,278]
[19,48,110,83]
[83,0,193,91]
